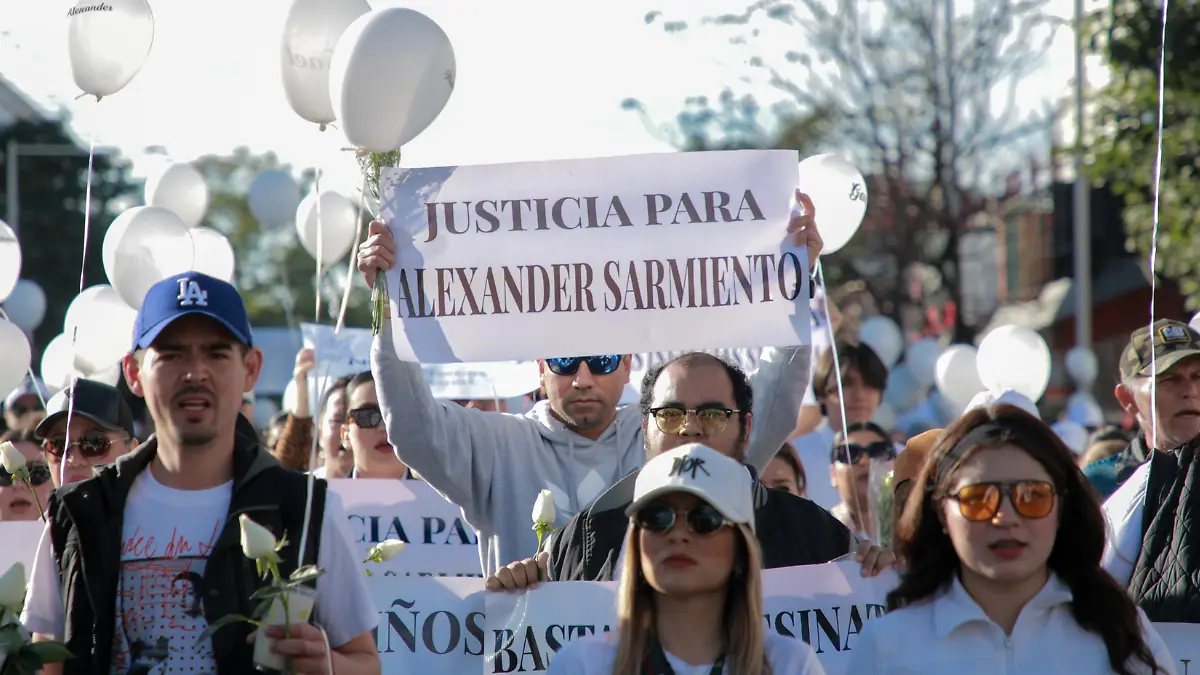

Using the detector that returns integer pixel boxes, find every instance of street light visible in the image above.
[5,140,119,237]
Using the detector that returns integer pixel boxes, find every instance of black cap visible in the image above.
[34,379,136,440]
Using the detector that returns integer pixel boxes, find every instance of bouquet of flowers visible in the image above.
[0,563,72,675]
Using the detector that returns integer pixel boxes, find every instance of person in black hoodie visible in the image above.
[486,351,893,590]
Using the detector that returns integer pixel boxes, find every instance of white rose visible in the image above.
[532,489,556,528]
[0,442,25,476]
[372,539,406,562]
[0,563,27,612]
[238,515,279,561]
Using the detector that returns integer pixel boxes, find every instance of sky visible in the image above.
[0,0,1097,197]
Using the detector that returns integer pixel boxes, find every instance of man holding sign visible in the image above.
[358,182,822,575]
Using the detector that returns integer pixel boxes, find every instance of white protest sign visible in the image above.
[370,576,486,674]
[1151,623,1199,674]
[480,561,895,674]
[378,150,811,363]
[0,520,43,572]
[302,323,541,399]
[331,479,483,577]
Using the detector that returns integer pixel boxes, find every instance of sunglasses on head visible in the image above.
[0,462,51,488]
[942,480,1057,522]
[347,406,384,429]
[43,435,125,460]
[544,355,622,377]
[635,503,731,536]
[832,441,896,465]
[649,405,741,437]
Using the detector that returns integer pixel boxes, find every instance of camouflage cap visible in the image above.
[1120,319,1200,379]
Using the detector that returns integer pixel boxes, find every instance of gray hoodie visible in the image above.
[371,323,811,575]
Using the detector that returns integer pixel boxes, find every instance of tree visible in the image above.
[1087,0,1200,306]
[0,118,137,362]
[638,0,1059,342]
[182,147,374,329]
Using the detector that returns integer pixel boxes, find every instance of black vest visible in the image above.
[1129,438,1200,621]
[48,418,327,675]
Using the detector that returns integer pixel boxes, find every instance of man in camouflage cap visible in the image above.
[1083,319,1200,498]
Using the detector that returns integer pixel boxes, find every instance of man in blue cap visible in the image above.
[22,272,380,675]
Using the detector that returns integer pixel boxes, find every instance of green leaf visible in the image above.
[24,641,74,664]
[288,565,324,585]
[250,585,281,601]
[252,596,276,621]
[194,614,261,645]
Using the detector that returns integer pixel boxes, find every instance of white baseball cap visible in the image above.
[627,444,755,533]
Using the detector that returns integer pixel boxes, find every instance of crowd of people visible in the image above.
[1,191,1197,673]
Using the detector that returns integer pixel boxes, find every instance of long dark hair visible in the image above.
[889,404,1161,675]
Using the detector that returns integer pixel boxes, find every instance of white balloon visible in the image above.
[248,170,302,227]
[0,220,20,302]
[89,362,124,387]
[934,344,986,413]
[281,0,372,127]
[1065,346,1099,386]
[882,364,925,414]
[1051,420,1089,456]
[977,325,1052,402]
[797,154,868,255]
[188,227,237,282]
[295,191,358,266]
[1065,391,1105,429]
[40,333,85,391]
[858,315,903,367]
[103,206,195,309]
[0,319,32,396]
[2,279,47,331]
[67,0,154,99]
[871,401,896,431]
[145,162,209,228]
[64,285,138,374]
[905,338,944,389]
[329,7,457,152]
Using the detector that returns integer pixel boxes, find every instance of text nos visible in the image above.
[395,253,806,319]
[766,603,886,654]
[422,190,765,242]
[349,514,479,547]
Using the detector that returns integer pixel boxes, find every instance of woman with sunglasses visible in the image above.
[548,443,825,675]
[829,421,895,541]
[846,405,1175,674]
[0,429,53,521]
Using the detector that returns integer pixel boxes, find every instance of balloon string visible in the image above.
[336,176,369,335]
[296,361,332,568]
[816,261,867,539]
[60,131,97,488]
[0,306,47,409]
[314,169,323,324]
[1147,0,1169,449]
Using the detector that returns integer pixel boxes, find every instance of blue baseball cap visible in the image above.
[132,272,254,351]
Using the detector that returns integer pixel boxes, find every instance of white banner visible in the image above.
[0,520,42,572]
[330,479,483,578]
[378,150,811,363]
[301,323,541,399]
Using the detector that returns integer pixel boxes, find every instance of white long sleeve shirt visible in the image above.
[845,573,1176,674]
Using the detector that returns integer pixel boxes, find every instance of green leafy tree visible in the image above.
[0,118,137,362]
[1087,0,1200,305]
[636,0,1059,342]
[181,147,373,329]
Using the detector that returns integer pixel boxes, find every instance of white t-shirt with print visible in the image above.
[22,470,378,675]
[546,630,826,674]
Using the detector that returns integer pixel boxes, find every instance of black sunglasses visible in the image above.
[635,503,731,536]
[544,355,622,377]
[43,435,125,459]
[832,441,896,465]
[348,406,384,429]
[0,462,52,488]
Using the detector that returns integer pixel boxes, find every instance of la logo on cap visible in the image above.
[668,455,711,480]
[177,278,209,308]
[1160,324,1190,344]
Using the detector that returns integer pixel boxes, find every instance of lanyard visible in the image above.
[642,634,725,675]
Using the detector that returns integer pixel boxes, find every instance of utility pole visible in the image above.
[1073,0,1093,357]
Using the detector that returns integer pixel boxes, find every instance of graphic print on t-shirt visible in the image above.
[112,472,232,675]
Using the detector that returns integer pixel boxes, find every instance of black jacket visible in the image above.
[48,416,326,675]
[547,467,855,582]
[1129,438,1200,622]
